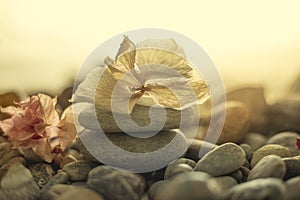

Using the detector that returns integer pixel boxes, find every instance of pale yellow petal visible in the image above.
[135,48,193,79]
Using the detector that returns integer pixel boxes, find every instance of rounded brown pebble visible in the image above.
[56,188,104,200]
[195,143,246,176]
[248,155,286,181]
[251,144,291,168]
[267,131,300,156]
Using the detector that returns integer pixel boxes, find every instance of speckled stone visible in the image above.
[248,155,286,180]
[195,143,246,176]
[63,161,92,182]
[29,163,55,188]
[267,131,300,156]
[226,178,286,200]
[87,165,146,200]
[251,144,291,168]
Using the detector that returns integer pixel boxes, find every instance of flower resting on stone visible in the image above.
[0,93,77,162]
[73,36,210,114]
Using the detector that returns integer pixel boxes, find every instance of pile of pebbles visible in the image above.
[0,77,300,200]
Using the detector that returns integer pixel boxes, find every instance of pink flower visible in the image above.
[0,93,77,162]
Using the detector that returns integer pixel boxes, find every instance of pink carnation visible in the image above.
[0,93,77,162]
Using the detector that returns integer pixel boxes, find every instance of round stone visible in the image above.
[87,165,146,200]
[156,171,221,200]
[56,188,104,200]
[164,163,193,179]
[251,144,291,168]
[195,143,246,176]
[63,161,92,182]
[78,129,188,172]
[226,178,286,200]
[267,131,300,156]
[164,158,196,179]
[248,155,286,180]
[148,180,170,200]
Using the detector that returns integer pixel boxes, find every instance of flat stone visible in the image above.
[78,129,188,172]
[164,163,193,179]
[267,131,300,156]
[148,180,170,200]
[0,149,21,166]
[63,161,92,182]
[79,104,195,133]
[248,155,286,180]
[226,178,286,200]
[241,133,267,151]
[155,171,221,200]
[251,144,291,168]
[164,158,196,179]
[56,188,104,200]
[87,165,146,200]
[195,143,246,176]
[282,158,300,180]
[0,163,40,200]
[207,176,237,192]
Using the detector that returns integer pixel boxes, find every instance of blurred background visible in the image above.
[0,0,300,101]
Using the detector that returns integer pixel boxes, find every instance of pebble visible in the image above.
[87,165,146,200]
[284,176,300,200]
[164,163,193,179]
[56,188,104,200]
[0,149,21,166]
[60,154,78,168]
[78,129,188,172]
[282,158,300,180]
[198,101,250,144]
[155,171,221,200]
[0,163,40,200]
[267,131,300,156]
[240,133,267,151]
[226,178,286,200]
[248,155,286,180]
[63,161,92,182]
[195,143,246,176]
[185,139,217,161]
[226,87,269,134]
[250,144,291,168]
[147,180,170,200]
[164,158,196,179]
[228,169,243,183]
[0,157,26,170]
[79,104,195,132]
[29,163,55,188]
[207,176,237,192]
[50,184,76,195]
[240,143,253,161]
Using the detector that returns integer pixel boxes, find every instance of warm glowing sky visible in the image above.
[1,0,300,99]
